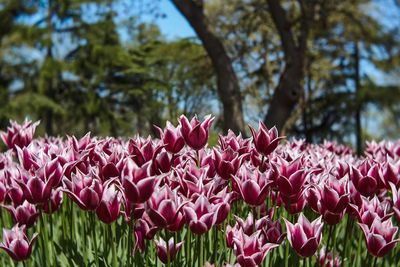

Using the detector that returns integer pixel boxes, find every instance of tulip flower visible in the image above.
[382,162,400,188]
[179,114,214,150]
[154,237,183,264]
[151,151,172,175]
[6,179,25,206]
[183,195,217,235]
[213,147,244,180]
[0,180,6,203]
[276,157,307,199]
[0,120,39,150]
[3,200,39,228]
[318,246,341,267]
[121,159,158,204]
[0,224,38,261]
[134,217,159,252]
[16,146,40,172]
[218,130,251,156]
[128,137,163,167]
[96,184,121,224]
[351,161,382,196]
[309,178,350,225]
[16,171,54,205]
[359,217,399,257]
[390,182,400,222]
[233,167,271,207]
[62,170,103,211]
[249,122,284,157]
[43,188,63,214]
[232,230,278,267]
[284,213,324,257]
[154,121,185,154]
[230,212,285,245]
[145,186,186,231]
[348,196,392,227]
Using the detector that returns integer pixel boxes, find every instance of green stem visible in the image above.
[199,234,204,267]
[372,257,378,267]
[40,209,52,266]
[354,230,363,267]
[285,238,290,267]
[322,225,334,267]
[342,216,351,255]
[128,219,133,266]
[110,223,118,267]
[91,213,99,267]
[166,230,171,267]
[186,229,191,267]
[332,226,337,266]
[196,150,200,168]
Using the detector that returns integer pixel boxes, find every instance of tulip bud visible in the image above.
[284,213,324,257]
[179,114,214,150]
[0,224,38,261]
[0,120,39,150]
[154,237,183,264]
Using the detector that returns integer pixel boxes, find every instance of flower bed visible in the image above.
[0,115,399,267]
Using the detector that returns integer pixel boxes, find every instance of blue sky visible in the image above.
[141,1,196,39]
[148,1,398,140]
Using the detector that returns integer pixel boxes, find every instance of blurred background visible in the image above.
[0,0,399,152]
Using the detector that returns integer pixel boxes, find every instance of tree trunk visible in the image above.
[263,0,310,132]
[45,0,54,136]
[264,65,304,131]
[354,41,362,155]
[171,0,245,133]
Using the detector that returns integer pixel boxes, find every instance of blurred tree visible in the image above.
[200,0,400,143]
[0,0,215,136]
[171,0,246,134]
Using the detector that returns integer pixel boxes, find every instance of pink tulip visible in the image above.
[1,120,39,150]
[0,224,38,261]
[145,186,186,231]
[351,161,382,196]
[284,213,324,257]
[318,246,341,267]
[154,237,183,264]
[213,148,244,180]
[233,167,271,207]
[0,179,6,203]
[382,162,400,188]
[3,200,39,228]
[349,196,392,227]
[43,188,63,214]
[359,217,399,257]
[233,230,278,267]
[154,121,185,154]
[183,195,217,235]
[179,114,214,150]
[96,184,121,224]
[128,137,162,167]
[249,122,284,157]
[276,157,307,199]
[390,182,400,222]
[121,159,158,204]
[218,130,251,156]
[134,217,159,252]
[62,170,103,210]
[309,178,350,225]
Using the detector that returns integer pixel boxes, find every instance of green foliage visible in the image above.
[0,0,216,136]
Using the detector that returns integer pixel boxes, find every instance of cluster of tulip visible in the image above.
[0,116,400,267]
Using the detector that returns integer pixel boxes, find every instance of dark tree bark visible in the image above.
[171,0,245,133]
[263,0,311,132]
[354,41,362,155]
